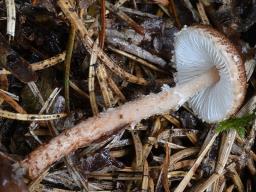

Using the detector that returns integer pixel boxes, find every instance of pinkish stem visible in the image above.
[21,68,219,179]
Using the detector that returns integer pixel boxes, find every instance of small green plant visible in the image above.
[215,113,256,138]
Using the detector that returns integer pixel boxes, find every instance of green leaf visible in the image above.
[215,113,256,138]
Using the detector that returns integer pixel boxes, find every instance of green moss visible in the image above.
[215,113,256,138]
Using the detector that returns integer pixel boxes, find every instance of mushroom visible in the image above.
[20,25,247,179]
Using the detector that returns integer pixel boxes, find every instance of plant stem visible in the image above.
[64,26,76,112]
[21,67,219,179]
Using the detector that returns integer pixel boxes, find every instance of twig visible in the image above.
[108,46,167,73]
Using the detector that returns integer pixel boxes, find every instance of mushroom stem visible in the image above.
[21,67,219,179]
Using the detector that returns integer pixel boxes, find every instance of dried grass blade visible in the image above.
[89,40,99,115]
[141,160,149,191]
[28,88,61,132]
[169,148,200,167]
[107,78,126,102]
[131,130,143,168]
[28,82,44,105]
[168,0,181,28]
[228,167,244,192]
[215,130,236,174]
[0,52,66,75]
[96,63,114,108]
[197,2,210,25]
[174,132,218,192]
[162,144,170,192]
[64,26,76,112]
[69,81,89,99]
[32,52,66,71]
[143,118,161,159]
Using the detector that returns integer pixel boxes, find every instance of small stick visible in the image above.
[108,46,167,73]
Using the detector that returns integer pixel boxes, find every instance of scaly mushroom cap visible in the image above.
[174,25,247,122]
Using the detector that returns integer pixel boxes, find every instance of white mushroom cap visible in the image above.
[174,25,247,122]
